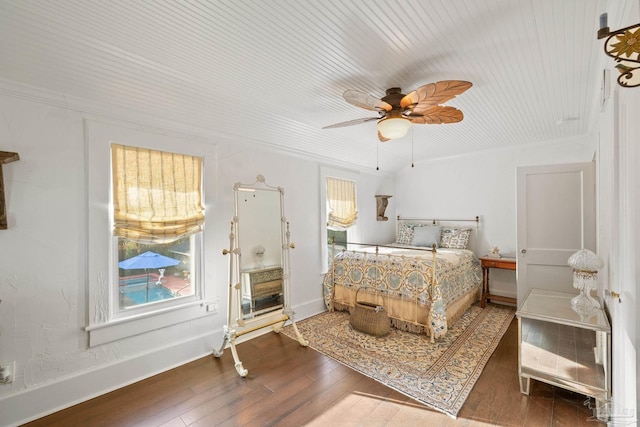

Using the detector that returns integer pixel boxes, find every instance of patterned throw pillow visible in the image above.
[396,222,415,245]
[440,227,471,249]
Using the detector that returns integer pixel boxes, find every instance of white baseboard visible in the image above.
[490,291,517,299]
[290,297,327,321]
[0,328,224,427]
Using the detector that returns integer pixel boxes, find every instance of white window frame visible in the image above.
[319,166,360,274]
[85,119,217,347]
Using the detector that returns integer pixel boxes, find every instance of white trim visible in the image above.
[86,301,213,347]
[408,133,598,168]
[85,118,218,345]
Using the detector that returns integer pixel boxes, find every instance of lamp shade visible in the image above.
[567,249,604,271]
[377,117,411,139]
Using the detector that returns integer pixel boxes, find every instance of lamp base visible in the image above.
[571,288,601,310]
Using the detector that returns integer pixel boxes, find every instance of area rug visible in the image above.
[282,304,514,418]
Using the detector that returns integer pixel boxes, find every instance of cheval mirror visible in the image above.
[213,175,307,376]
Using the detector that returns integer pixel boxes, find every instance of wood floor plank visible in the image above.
[301,370,402,426]
[494,371,529,426]
[215,372,317,427]
[524,395,555,427]
[552,396,581,427]
[157,417,186,427]
[264,367,374,425]
[134,365,259,426]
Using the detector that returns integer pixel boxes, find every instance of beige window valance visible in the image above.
[327,177,357,229]
[111,144,204,244]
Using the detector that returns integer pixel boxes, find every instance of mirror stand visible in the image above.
[213,175,307,377]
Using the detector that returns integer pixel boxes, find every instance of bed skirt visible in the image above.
[332,285,480,336]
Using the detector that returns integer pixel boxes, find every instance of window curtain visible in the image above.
[327,177,357,229]
[111,144,204,244]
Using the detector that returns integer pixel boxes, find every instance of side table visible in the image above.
[516,289,610,413]
[479,256,516,307]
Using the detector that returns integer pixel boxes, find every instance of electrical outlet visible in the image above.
[205,297,219,313]
[0,361,15,384]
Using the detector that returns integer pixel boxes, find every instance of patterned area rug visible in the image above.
[282,304,514,418]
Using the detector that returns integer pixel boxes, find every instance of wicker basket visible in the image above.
[349,288,390,336]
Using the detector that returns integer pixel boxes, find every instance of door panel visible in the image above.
[516,162,596,303]
[526,264,573,287]
[525,172,583,249]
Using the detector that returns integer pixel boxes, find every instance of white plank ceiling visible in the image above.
[0,0,619,172]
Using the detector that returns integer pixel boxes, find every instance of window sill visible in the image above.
[85,301,212,347]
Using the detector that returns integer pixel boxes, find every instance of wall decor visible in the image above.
[0,151,19,229]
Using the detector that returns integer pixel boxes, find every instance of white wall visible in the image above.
[394,138,596,300]
[0,87,394,425]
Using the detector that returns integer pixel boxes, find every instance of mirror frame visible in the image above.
[214,175,307,376]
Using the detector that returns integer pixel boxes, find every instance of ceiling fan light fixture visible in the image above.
[377,117,411,139]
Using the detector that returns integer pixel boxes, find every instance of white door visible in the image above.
[516,162,596,303]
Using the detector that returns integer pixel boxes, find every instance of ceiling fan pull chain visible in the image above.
[411,127,415,168]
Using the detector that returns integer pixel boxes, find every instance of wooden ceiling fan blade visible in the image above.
[408,106,464,124]
[343,90,392,112]
[323,116,380,129]
[401,80,472,109]
[403,111,423,118]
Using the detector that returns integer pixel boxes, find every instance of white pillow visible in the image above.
[411,226,442,247]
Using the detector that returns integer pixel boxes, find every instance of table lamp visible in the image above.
[568,249,604,310]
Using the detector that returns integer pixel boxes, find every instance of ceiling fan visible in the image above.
[323,80,472,141]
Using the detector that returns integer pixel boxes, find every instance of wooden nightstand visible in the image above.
[479,256,517,307]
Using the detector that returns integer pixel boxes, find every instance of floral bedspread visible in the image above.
[323,247,482,338]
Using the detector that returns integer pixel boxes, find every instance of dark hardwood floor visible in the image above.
[23,317,602,426]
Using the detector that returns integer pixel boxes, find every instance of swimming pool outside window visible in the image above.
[117,238,196,310]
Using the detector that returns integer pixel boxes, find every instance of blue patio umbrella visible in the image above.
[118,251,181,270]
[118,251,181,302]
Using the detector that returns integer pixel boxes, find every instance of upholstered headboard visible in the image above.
[395,216,481,254]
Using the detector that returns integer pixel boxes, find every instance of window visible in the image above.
[86,120,216,347]
[326,176,357,265]
[319,168,360,273]
[327,229,347,263]
[111,144,204,314]
[326,177,358,229]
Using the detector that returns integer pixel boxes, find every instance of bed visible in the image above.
[323,217,483,341]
